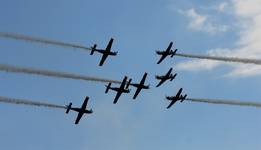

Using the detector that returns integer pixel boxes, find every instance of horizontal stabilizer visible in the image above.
[66,102,72,114]
[171,49,178,57]
[105,83,111,93]
[126,79,132,89]
[181,94,187,102]
[90,44,97,55]
[170,74,177,81]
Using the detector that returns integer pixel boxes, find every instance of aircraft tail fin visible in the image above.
[181,94,187,102]
[105,83,111,93]
[90,44,97,55]
[170,74,177,81]
[66,102,72,114]
[126,79,132,89]
[171,49,178,57]
[126,88,131,93]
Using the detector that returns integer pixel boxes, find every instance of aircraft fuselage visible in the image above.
[70,107,93,114]
[156,75,172,80]
[109,87,130,93]
[94,49,117,55]
[130,83,149,89]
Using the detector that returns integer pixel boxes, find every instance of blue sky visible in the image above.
[0,0,261,150]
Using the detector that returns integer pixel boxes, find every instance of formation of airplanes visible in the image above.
[66,39,187,124]
[89,39,178,66]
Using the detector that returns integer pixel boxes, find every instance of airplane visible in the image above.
[90,38,118,66]
[126,72,150,99]
[65,96,93,124]
[155,68,177,87]
[105,76,130,104]
[166,88,187,109]
[156,42,178,64]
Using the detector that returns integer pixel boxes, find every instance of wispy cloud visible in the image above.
[181,8,229,34]
[216,2,229,12]
[177,0,261,77]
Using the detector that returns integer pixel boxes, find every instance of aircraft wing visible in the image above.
[113,91,122,104]
[167,42,173,51]
[157,54,167,64]
[167,98,178,109]
[140,73,147,85]
[105,38,113,52]
[75,111,84,124]
[166,68,173,77]
[120,76,128,89]
[99,54,109,66]
[175,88,183,98]
[156,79,166,87]
[133,88,142,99]
[81,96,89,109]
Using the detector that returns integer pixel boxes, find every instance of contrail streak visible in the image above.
[0,64,121,84]
[0,32,91,51]
[186,98,261,108]
[0,96,66,109]
[176,53,261,65]
[3,32,261,66]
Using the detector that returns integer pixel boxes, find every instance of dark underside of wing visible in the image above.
[167,100,176,109]
[75,112,84,124]
[106,39,113,51]
[157,55,167,64]
[156,79,166,87]
[99,54,108,66]
[133,88,142,99]
[113,92,122,104]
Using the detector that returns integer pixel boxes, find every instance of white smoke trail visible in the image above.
[186,98,261,108]
[0,64,121,84]
[0,32,91,51]
[3,32,261,66]
[176,53,261,65]
[0,96,66,109]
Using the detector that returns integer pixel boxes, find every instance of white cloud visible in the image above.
[233,0,261,17]
[177,0,261,77]
[183,8,229,34]
[185,9,207,28]
[226,65,261,77]
[176,59,220,71]
[176,49,230,71]
[216,2,229,12]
